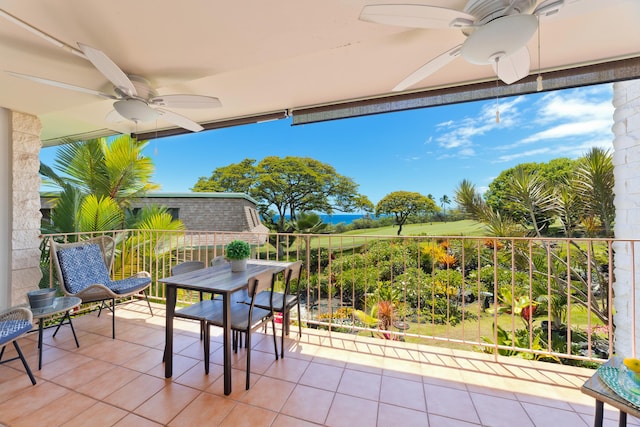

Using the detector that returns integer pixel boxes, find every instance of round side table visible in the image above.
[30,296,82,370]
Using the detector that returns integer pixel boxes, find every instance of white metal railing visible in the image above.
[41,229,626,365]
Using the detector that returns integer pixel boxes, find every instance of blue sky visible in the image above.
[40,83,614,207]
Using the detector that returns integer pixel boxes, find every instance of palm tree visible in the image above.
[575,147,614,237]
[439,195,451,222]
[41,135,161,234]
[504,167,556,237]
[48,135,159,207]
[454,179,488,221]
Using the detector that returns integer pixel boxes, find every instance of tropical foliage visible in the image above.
[40,136,185,287]
[41,135,165,235]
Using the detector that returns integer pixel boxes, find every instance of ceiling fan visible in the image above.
[7,43,221,132]
[359,0,571,91]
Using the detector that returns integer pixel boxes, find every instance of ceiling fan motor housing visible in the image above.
[460,13,538,64]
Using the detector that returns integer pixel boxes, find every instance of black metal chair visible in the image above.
[171,260,207,337]
[252,261,303,357]
[50,236,153,339]
[0,307,36,385]
[204,269,279,389]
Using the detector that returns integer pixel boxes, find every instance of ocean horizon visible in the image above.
[274,213,370,225]
[318,214,370,225]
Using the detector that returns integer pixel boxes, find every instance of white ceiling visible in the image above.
[0,0,639,145]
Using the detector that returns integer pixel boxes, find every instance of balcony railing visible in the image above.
[40,229,627,365]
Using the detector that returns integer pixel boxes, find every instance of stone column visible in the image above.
[613,79,640,357]
[10,111,42,306]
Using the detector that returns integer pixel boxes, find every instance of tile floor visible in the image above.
[0,301,636,427]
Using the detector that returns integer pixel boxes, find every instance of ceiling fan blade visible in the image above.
[393,45,461,92]
[77,43,137,96]
[150,94,222,109]
[359,4,474,29]
[6,71,116,99]
[156,109,203,132]
[492,47,530,85]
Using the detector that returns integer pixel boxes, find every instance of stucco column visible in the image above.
[0,108,10,309]
[9,111,42,307]
[613,79,640,357]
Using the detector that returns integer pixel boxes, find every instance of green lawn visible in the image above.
[306,220,487,250]
[352,303,606,356]
[340,219,487,237]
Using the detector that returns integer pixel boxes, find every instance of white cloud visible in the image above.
[435,96,526,150]
[429,85,613,166]
[536,86,613,123]
[436,119,454,128]
[493,147,551,163]
[521,119,612,144]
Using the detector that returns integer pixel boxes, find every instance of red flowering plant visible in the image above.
[492,288,538,327]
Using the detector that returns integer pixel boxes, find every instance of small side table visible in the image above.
[30,296,82,370]
[581,357,640,427]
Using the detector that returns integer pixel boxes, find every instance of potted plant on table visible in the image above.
[225,239,251,272]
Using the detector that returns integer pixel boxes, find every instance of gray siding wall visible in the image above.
[131,197,260,231]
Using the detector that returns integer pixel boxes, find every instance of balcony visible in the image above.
[2,229,636,425]
[0,300,623,427]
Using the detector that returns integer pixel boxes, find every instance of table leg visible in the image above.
[223,292,232,395]
[164,285,176,378]
[52,312,80,348]
[594,399,604,427]
[38,318,44,370]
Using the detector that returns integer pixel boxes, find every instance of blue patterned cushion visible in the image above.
[0,319,31,345]
[109,277,151,294]
[57,244,111,294]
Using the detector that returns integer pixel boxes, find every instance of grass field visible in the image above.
[307,220,487,250]
[341,219,487,237]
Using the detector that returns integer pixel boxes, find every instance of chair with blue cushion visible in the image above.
[0,306,36,385]
[50,235,153,339]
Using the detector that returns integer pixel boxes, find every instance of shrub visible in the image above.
[225,240,251,259]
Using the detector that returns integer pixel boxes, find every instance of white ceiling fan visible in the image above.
[359,0,573,91]
[7,43,221,132]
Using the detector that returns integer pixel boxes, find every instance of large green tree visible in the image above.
[484,158,577,233]
[193,156,371,232]
[375,191,436,235]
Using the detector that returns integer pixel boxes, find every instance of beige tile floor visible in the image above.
[0,301,636,427]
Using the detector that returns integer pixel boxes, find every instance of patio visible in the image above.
[0,300,634,427]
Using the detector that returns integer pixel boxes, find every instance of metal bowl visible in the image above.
[27,288,56,309]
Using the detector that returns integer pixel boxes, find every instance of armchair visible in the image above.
[0,307,36,385]
[50,235,153,339]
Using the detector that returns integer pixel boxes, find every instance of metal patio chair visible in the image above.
[204,269,279,389]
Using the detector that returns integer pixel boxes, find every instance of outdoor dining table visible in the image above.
[159,259,293,395]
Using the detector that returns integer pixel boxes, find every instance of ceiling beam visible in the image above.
[292,57,640,126]
[132,111,289,141]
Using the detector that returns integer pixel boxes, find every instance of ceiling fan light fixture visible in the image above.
[461,14,538,64]
[113,99,159,123]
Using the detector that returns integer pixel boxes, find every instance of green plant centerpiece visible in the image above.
[225,239,251,272]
